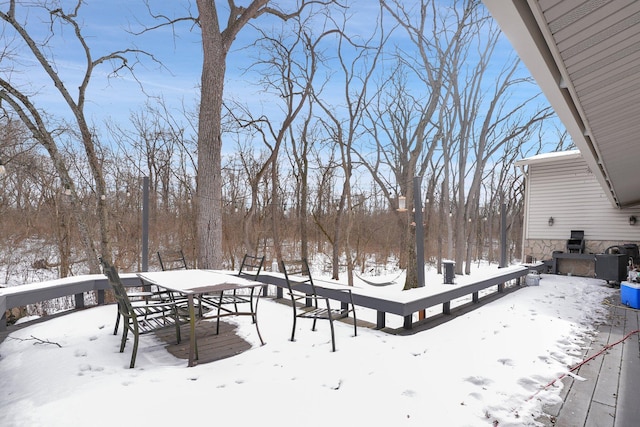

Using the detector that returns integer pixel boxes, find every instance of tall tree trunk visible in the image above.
[195,0,225,268]
[299,133,310,264]
[332,188,346,280]
[270,160,283,270]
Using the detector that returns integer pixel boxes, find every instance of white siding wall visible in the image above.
[525,156,640,242]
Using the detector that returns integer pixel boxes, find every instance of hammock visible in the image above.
[354,271,404,287]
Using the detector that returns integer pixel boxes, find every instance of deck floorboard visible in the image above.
[539,293,640,427]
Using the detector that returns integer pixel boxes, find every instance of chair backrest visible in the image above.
[157,249,188,271]
[238,254,265,280]
[570,230,585,240]
[280,258,317,293]
[100,258,134,317]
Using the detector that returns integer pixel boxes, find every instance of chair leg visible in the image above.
[249,288,257,324]
[233,289,239,313]
[195,294,204,318]
[175,319,181,344]
[290,310,297,342]
[130,331,139,369]
[352,305,358,337]
[253,292,265,346]
[113,311,120,335]
[120,326,128,353]
[326,299,336,351]
[216,293,223,335]
[328,317,336,352]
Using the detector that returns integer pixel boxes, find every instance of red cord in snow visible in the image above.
[526,328,640,403]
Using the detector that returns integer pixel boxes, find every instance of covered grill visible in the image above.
[566,230,585,254]
[595,244,639,284]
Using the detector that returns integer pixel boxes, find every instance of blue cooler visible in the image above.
[621,282,640,309]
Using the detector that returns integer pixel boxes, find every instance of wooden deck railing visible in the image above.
[1,264,542,332]
[0,273,140,332]
[256,264,536,329]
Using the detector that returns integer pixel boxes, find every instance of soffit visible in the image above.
[483,0,640,208]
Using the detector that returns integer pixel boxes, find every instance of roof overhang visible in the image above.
[515,149,582,167]
[483,0,640,208]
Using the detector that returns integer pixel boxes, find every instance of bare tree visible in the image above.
[312,8,386,284]
[440,10,554,274]
[288,104,319,263]
[363,0,477,289]
[189,0,337,268]
[1,1,153,272]
[376,0,554,281]
[106,99,198,267]
[224,17,324,267]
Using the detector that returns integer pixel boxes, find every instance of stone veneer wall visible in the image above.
[524,239,628,261]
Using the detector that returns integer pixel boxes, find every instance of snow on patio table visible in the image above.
[0,272,615,426]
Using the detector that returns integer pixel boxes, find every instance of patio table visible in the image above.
[137,269,265,367]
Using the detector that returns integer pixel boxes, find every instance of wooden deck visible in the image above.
[3,286,639,426]
[154,318,252,364]
[539,293,640,427]
[0,308,255,366]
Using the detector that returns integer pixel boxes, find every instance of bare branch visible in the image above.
[8,335,62,348]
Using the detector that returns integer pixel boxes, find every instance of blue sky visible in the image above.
[3,1,203,127]
[2,0,561,159]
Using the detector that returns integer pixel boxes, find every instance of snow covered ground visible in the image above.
[0,268,616,426]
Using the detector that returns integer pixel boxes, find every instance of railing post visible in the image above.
[0,295,6,332]
[403,315,413,329]
[414,176,425,288]
[376,311,386,329]
[74,293,84,309]
[414,176,426,320]
[443,301,451,314]
[142,176,149,272]
[500,202,507,268]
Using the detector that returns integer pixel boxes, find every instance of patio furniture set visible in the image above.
[2,253,530,366]
[101,252,357,368]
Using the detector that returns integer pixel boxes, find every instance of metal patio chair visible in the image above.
[281,258,357,352]
[156,249,199,311]
[201,254,265,334]
[100,258,188,368]
[157,249,189,271]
